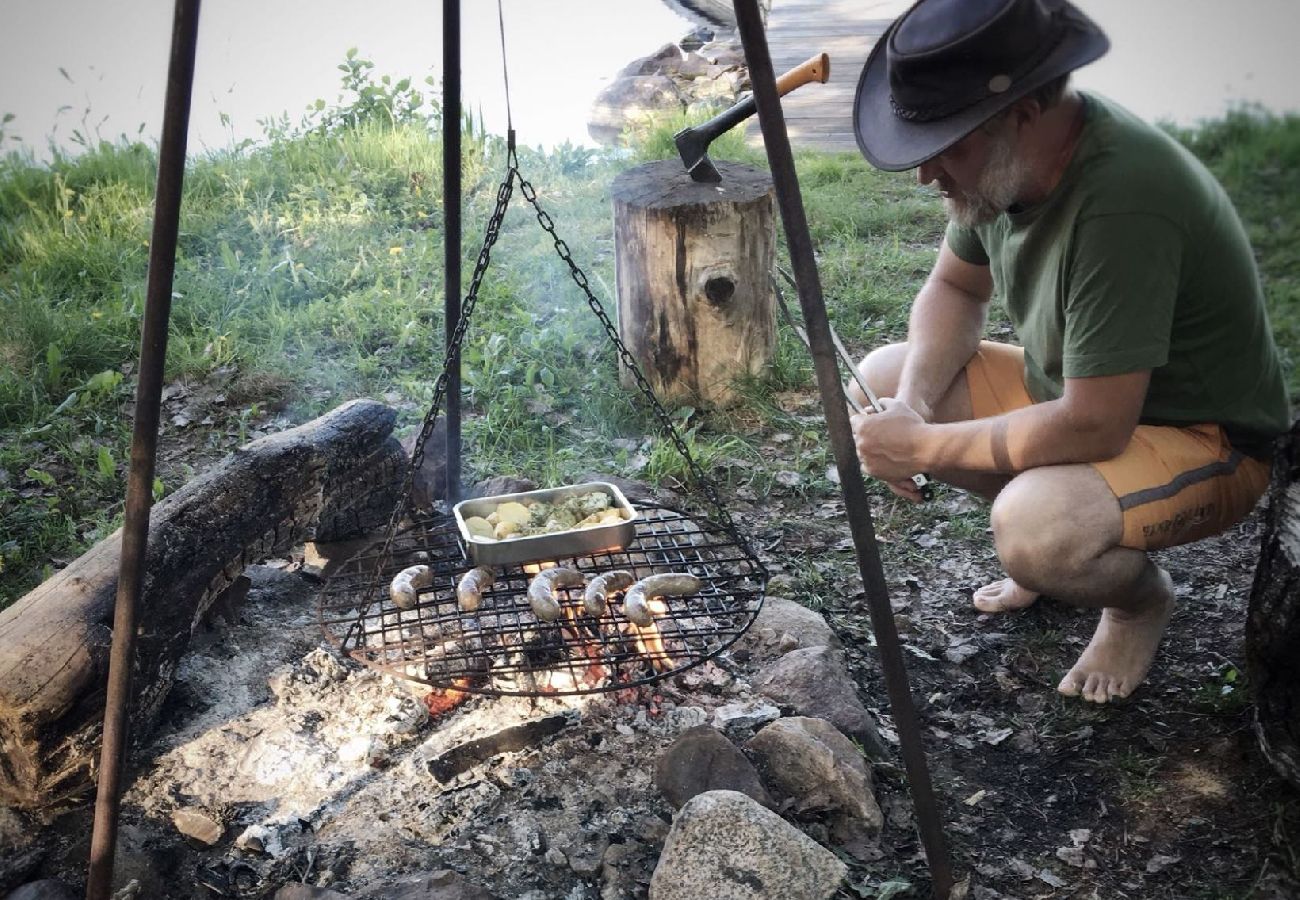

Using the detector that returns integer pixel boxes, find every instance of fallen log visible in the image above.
[0,399,404,810]
[1246,418,1300,790]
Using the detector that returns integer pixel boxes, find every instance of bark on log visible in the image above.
[1246,418,1300,790]
[611,159,776,407]
[0,399,404,810]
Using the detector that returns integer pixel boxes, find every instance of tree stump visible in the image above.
[610,159,776,407]
[1246,419,1300,789]
[0,399,404,810]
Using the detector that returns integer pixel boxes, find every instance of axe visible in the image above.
[674,52,830,183]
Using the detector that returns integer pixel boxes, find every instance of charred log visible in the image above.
[0,399,404,810]
[1246,418,1300,789]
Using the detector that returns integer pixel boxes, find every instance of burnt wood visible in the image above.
[1246,418,1300,789]
[610,159,776,407]
[0,399,403,809]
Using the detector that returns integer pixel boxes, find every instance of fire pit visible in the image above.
[317,503,766,695]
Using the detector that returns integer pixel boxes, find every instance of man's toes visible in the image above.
[1057,669,1084,697]
[1082,672,1108,703]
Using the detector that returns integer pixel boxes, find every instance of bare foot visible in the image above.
[1057,568,1175,703]
[972,577,1039,613]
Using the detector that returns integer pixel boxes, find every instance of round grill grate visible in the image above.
[317,504,766,696]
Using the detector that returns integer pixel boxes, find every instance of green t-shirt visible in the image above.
[946,93,1291,454]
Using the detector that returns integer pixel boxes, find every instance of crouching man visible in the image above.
[848,0,1291,702]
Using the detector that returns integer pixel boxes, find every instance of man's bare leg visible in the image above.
[857,344,1025,609]
[991,465,1176,703]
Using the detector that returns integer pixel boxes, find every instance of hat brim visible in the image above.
[853,10,1110,172]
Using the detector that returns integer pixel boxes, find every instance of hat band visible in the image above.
[887,22,1069,123]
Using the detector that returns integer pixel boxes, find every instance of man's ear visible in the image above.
[1009,95,1044,130]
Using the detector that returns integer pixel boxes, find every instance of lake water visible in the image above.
[1,0,1298,160]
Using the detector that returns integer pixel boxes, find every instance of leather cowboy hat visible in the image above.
[854,0,1110,171]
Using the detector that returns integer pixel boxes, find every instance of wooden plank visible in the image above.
[746,0,910,153]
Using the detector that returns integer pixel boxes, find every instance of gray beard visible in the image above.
[945,131,1032,227]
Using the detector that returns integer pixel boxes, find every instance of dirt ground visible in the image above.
[9,376,1300,900]
[736,392,1300,899]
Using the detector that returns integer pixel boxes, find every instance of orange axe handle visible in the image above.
[775,52,830,95]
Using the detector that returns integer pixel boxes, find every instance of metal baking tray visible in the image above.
[452,481,638,568]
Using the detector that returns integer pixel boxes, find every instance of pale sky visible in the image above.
[1,0,1298,159]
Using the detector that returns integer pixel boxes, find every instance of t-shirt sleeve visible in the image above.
[944,221,989,265]
[1062,213,1182,378]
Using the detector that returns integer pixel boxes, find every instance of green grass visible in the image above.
[1,77,1297,607]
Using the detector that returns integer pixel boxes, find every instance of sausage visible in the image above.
[389,564,433,610]
[527,567,585,622]
[456,566,496,612]
[623,573,702,626]
[583,570,634,617]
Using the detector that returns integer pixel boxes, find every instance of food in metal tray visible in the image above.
[467,490,628,543]
[624,573,703,626]
[456,566,496,612]
[390,564,433,610]
[527,567,585,622]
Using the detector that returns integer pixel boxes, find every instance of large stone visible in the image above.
[353,870,497,898]
[648,790,846,899]
[655,725,774,810]
[588,75,684,146]
[745,717,884,859]
[752,646,885,759]
[735,596,840,664]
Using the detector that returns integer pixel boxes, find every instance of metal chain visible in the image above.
[515,172,754,555]
[349,149,519,626]
[351,150,765,631]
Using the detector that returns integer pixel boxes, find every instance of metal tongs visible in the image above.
[772,268,934,501]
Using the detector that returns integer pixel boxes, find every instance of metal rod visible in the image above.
[443,0,463,503]
[731,2,956,896]
[86,1,201,896]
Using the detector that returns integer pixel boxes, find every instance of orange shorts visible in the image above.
[964,341,1271,551]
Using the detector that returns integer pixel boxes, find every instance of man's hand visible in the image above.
[852,398,929,500]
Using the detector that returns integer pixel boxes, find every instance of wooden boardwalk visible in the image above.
[746,0,911,154]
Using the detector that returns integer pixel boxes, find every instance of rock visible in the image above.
[655,725,774,810]
[618,42,686,77]
[745,717,884,859]
[470,475,536,500]
[698,41,747,67]
[711,700,781,733]
[588,75,684,146]
[400,417,448,509]
[353,869,498,898]
[5,882,76,900]
[648,790,846,899]
[573,473,661,505]
[171,808,224,847]
[274,888,348,900]
[235,824,285,858]
[752,646,885,758]
[679,27,716,52]
[736,597,840,664]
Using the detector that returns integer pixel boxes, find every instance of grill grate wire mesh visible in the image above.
[318,504,766,695]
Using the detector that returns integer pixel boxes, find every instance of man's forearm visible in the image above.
[917,399,1128,474]
[896,281,987,420]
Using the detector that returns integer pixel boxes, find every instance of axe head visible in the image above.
[673,125,723,183]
